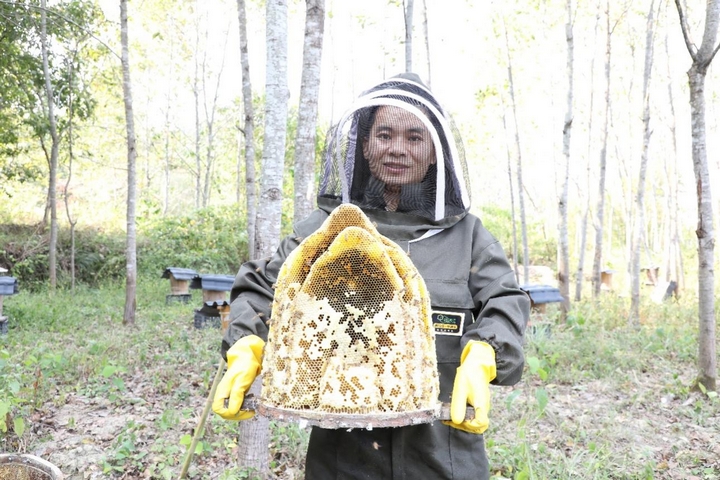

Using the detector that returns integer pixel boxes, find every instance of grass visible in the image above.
[487,294,719,480]
[1,279,718,479]
[0,277,309,478]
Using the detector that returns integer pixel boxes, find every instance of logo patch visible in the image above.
[431,311,465,336]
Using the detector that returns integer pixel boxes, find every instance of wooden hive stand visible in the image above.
[162,267,198,304]
[193,300,231,330]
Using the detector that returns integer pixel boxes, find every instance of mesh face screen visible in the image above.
[261,204,440,424]
[318,77,471,222]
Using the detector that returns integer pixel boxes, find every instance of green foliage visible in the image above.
[0,0,105,186]
[0,223,126,289]
[137,205,248,276]
[0,349,28,446]
[269,421,310,473]
[0,203,257,288]
[102,420,149,474]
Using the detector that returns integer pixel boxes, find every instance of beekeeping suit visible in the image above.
[220,73,529,480]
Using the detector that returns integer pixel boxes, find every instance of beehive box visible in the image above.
[161,267,197,304]
[190,274,234,303]
[260,204,440,428]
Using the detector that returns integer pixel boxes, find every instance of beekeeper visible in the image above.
[213,73,529,480]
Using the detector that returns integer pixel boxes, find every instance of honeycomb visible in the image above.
[260,204,440,426]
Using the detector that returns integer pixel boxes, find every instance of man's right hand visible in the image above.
[212,335,265,421]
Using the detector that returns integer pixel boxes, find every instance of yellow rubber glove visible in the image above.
[444,340,497,434]
[212,335,265,421]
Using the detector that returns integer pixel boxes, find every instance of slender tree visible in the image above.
[120,0,137,325]
[592,0,613,297]
[558,0,574,319]
[421,0,431,87]
[403,0,414,72]
[293,0,325,224]
[674,0,720,391]
[502,15,529,284]
[663,29,685,293]
[238,0,289,473]
[502,101,519,282]
[200,21,230,207]
[254,0,288,260]
[575,1,602,302]
[163,45,173,215]
[193,1,202,209]
[40,0,59,289]
[64,54,78,290]
[630,0,658,326]
[236,0,257,257]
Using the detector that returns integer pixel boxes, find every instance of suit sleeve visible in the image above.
[462,221,530,386]
[220,234,301,359]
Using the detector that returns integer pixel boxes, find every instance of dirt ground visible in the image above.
[22,370,720,479]
[487,368,720,480]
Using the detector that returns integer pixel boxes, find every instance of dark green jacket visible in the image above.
[222,200,529,480]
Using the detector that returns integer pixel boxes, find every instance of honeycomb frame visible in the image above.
[259,204,441,428]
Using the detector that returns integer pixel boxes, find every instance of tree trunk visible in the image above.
[575,1,601,302]
[403,0,414,72]
[201,25,229,208]
[688,65,717,391]
[239,0,289,474]
[40,0,59,290]
[120,0,137,326]
[193,2,202,209]
[630,0,657,326]
[592,0,612,297]
[237,0,257,258]
[421,0,431,87]
[674,0,719,391]
[502,17,529,285]
[502,105,519,282]
[164,96,171,215]
[558,0,573,319]
[254,0,288,260]
[163,21,175,216]
[293,0,325,224]
[65,56,78,291]
[663,33,685,292]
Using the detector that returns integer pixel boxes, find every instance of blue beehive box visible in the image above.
[0,276,19,296]
[191,274,234,303]
[520,284,564,308]
[162,267,198,282]
[0,276,18,334]
[190,274,234,292]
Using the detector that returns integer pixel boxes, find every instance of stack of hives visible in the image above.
[260,204,440,428]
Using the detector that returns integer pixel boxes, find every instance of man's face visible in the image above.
[362,106,436,186]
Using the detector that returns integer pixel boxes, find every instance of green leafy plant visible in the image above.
[102,420,147,474]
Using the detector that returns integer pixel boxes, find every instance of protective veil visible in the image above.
[318,73,471,226]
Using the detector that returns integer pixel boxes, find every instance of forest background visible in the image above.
[1,0,720,478]
[1,0,718,292]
